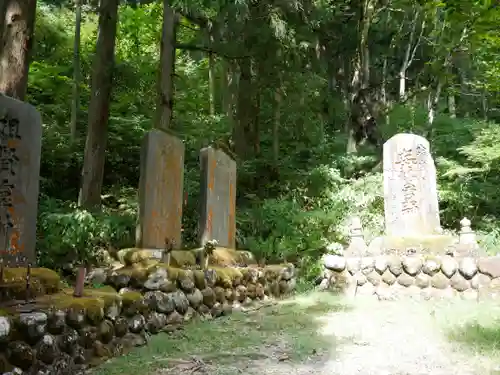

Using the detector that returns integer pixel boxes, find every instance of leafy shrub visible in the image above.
[37,196,136,272]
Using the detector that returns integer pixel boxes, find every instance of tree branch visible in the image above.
[175,43,250,59]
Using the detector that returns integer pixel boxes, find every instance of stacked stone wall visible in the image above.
[322,254,500,300]
[0,263,296,374]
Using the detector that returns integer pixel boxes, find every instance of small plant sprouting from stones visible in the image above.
[202,240,218,269]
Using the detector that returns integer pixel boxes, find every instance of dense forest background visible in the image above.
[2,0,500,280]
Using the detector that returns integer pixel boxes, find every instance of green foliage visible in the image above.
[37,196,136,271]
[29,0,500,271]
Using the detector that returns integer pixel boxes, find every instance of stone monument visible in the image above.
[198,147,237,249]
[0,95,42,265]
[376,133,454,254]
[136,130,185,253]
[383,133,441,235]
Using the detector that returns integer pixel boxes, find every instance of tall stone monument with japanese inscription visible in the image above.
[136,130,185,251]
[0,95,42,265]
[383,133,441,236]
[372,133,455,255]
[199,147,237,249]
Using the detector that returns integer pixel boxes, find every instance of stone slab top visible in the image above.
[368,235,456,256]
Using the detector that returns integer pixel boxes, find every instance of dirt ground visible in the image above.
[93,292,500,375]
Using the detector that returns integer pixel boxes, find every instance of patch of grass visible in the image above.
[449,323,500,353]
[433,299,500,366]
[93,292,349,375]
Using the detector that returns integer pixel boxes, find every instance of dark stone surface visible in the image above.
[0,95,42,265]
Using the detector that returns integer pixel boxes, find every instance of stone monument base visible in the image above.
[368,235,457,256]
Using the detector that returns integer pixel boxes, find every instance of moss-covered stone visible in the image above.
[263,265,288,282]
[209,267,243,288]
[193,270,206,289]
[118,248,151,266]
[170,251,197,267]
[209,248,257,266]
[119,290,143,307]
[225,288,235,302]
[246,283,256,299]
[2,267,61,299]
[213,286,226,303]
[33,288,122,326]
[201,287,216,308]
[111,266,150,283]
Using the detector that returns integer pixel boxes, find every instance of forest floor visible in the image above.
[93,292,500,375]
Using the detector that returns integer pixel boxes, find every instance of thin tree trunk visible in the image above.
[235,58,252,159]
[481,90,488,120]
[346,0,374,154]
[78,0,119,209]
[154,0,177,130]
[272,85,281,166]
[223,59,238,133]
[426,80,443,134]
[207,22,215,116]
[70,0,82,140]
[0,0,37,100]
[448,93,456,118]
[399,8,423,101]
[253,59,263,155]
[0,1,7,42]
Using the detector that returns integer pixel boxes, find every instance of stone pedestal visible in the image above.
[345,216,367,256]
[368,235,456,256]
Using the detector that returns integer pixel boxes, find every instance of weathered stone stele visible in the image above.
[136,130,184,250]
[383,133,441,236]
[0,95,42,265]
[198,147,237,248]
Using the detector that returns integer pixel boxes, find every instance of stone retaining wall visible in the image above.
[322,254,500,300]
[0,264,296,374]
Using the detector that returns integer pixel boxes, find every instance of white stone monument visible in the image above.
[383,133,441,236]
[376,133,454,255]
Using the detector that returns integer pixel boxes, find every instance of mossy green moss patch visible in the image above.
[1,267,61,299]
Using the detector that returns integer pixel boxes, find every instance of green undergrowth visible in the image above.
[93,292,349,375]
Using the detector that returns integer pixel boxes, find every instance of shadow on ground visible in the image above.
[93,292,350,375]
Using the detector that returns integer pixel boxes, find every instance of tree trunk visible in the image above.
[426,80,443,135]
[272,86,281,166]
[0,1,7,42]
[346,0,375,154]
[234,58,253,159]
[207,22,215,116]
[223,59,238,133]
[481,90,488,121]
[448,93,456,118]
[78,0,119,209]
[398,8,423,101]
[253,59,263,155]
[0,0,37,100]
[70,0,82,140]
[382,56,389,126]
[154,0,177,130]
